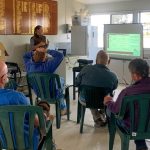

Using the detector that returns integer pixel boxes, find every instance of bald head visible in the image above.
[96,50,109,65]
[0,61,8,77]
[0,61,8,88]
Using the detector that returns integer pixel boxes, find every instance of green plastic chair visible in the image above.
[108,94,150,150]
[27,72,70,129]
[5,79,18,90]
[0,105,53,150]
[77,85,112,133]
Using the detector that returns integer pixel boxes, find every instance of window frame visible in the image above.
[139,11,150,52]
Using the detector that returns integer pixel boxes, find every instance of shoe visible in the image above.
[61,109,67,116]
[138,148,148,150]
[94,118,107,128]
[99,110,107,122]
[61,109,71,116]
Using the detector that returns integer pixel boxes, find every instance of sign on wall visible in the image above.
[0,0,57,35]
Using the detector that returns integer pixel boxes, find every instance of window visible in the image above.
[90,14,110,48]
[111,14,133,24]
[140,12,150,48]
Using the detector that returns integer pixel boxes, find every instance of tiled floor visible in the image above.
[30,84,150,150]
[51,85,138,150]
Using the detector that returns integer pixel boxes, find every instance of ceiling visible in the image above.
[76,0,134,4]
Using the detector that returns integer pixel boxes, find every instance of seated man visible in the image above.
[23,43,67,115]
[75,50,118,127]
[104,58,150,150]
[0,61,39,150]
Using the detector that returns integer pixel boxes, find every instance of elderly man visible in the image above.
[0,61,29,106]
[104,58,150,150]
[0,61,40,150]
[23,44,67,115]
[75,50,118,127]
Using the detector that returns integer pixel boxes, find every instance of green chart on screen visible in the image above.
[107,34,141,56]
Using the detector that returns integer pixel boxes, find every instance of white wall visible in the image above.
[86,0,150,84]
[87,0,150,13]
[0,0,85,69]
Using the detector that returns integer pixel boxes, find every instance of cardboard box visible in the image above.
[0,42,8,61]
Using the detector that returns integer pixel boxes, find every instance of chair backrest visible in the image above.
[27,72,61,103]
[5,79,18,90]
[79,85,112,108]
[0,105,46,150]
[6,62,21,83]
[118,94,150,139]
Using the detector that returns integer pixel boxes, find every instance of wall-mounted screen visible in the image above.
[104,24,143,60]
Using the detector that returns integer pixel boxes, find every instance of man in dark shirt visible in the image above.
[76,50,118,127]
[104,58,150,150]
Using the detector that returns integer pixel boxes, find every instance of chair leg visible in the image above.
[77,101,81,124]
[120,135,130,150]
[108,114,116,150]
[80,106,86,133]
[65,86,70,120]
[41,125,53,150]
[55,102,61,129]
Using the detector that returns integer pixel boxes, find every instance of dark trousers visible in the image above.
[134,140,147,150]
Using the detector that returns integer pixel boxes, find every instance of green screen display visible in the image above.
[107,34,141,57]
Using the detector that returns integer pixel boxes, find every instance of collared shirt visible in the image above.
[23,50,63,73]
[75,64,118,91]
[106,77,150,127]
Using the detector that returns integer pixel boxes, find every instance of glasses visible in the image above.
[39,44,47,48]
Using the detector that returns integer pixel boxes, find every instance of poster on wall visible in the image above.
[0,0,57,35]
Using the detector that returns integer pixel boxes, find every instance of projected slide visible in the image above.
[107,34,141,57]
[104,24,143,60]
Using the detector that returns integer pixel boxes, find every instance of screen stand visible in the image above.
[122,60,129,85]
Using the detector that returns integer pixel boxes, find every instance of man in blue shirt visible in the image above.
[23,45,67,115]
[0,61,39,150]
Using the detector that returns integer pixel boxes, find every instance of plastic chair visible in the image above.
[6,62,21,83]
[5,79,18,90]
[108,94,150,150]
[77,85,112,133]
[27,72,70,129]
[0,105,53,150]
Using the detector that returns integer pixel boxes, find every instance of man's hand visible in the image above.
[36,47,47,53]
[104,95,112,105]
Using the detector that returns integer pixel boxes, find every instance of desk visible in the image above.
[72,66,83,100]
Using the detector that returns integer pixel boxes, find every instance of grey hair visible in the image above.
[128,58,149,78]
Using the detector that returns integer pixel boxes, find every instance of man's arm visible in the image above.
[46,50,64,73]
[104,88,127,114]
[23,51,34,72]
[23,51,33,64]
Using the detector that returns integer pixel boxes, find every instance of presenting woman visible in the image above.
[30,25,49,51]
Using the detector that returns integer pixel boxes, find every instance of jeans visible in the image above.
[33,77,66,110]
[57,77,66,110]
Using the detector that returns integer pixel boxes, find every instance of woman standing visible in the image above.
[30,25,49,50]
